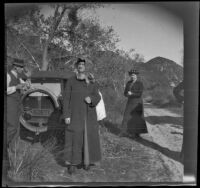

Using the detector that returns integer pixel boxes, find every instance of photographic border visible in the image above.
[2,1,199,186]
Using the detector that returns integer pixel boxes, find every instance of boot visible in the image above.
[83,165,90,171]
[77,163,83,169]
[68,165,76,175]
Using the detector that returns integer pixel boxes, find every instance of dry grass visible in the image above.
[6,125,180,183]
[7,137,64,182]
[98,129,176,182]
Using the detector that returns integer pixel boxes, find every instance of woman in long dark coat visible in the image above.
[120,69,148,139]
[63,58,101,174]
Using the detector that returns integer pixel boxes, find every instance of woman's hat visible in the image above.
[75,58,86,67]
[128,69,139,75]
[12,58,25,68]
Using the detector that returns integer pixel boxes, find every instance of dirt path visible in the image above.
[143,103,183,181]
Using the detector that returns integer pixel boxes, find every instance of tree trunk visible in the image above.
[41,41,49,71]
[41,5,67,71]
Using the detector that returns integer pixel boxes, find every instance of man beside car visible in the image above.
[6,58,32,150]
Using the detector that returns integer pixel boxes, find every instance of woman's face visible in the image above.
[130,73,137,81]
[77,62,86,73]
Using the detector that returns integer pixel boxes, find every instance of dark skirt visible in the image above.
[121,98,148,135]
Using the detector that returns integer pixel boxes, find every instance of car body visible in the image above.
[19,70,75,145]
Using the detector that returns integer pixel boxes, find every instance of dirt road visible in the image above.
[143,103,183,181]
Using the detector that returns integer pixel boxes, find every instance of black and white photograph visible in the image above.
[3,2,198,186]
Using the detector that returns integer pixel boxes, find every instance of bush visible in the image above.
[146,86,172,106]
[7,137,58,182]
[102,88,126,125]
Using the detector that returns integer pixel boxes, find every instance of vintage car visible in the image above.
[19,70,74,146]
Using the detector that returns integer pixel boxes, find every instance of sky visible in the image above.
[81,3,183,66]
[40,3,183,66]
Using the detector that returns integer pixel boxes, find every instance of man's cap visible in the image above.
[128,69,139,75]
[12,58,25,68]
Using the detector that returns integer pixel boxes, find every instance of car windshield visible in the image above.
[30,83,61,97]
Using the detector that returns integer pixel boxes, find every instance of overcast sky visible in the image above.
[81,3,183,66]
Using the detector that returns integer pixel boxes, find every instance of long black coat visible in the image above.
[63,76,101,165]
[121,80,148,135]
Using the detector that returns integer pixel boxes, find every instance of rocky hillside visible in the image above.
[141,57,183,86]
[138,57,183,106]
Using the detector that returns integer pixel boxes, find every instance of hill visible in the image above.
[139,57,183,106]
[141,56,183,86]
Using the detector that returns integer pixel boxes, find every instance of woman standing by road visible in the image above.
[63,58,101,174]
[120,69,148,139]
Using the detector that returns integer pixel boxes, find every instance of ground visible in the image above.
[4,103,184,185]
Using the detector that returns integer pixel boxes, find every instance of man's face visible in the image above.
[16,66,24,74]
[77,62,86,73]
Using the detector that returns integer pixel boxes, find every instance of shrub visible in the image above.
[102,88,126,125]
[7,137,58,182]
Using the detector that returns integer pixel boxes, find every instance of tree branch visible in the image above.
[49,5,67,41]
[19,42,41,70]
[42,5,67,70]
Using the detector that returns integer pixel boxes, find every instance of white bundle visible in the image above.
[96,91,106,121]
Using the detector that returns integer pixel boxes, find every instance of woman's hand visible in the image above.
[65,118,71,125]
[127,91,133,96]
[85,96,92,104]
